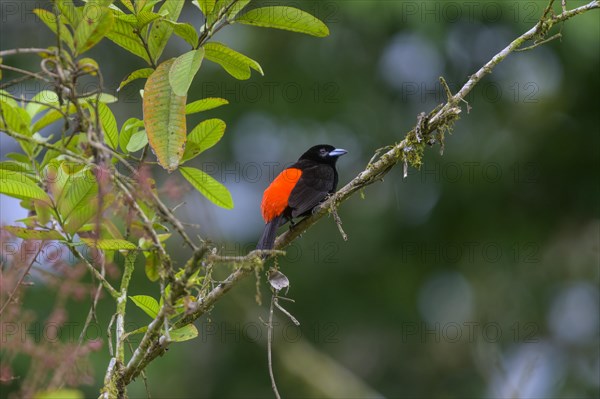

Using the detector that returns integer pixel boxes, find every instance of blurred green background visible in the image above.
[1,1,598,398]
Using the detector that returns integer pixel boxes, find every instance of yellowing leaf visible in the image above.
[143,59,187,171]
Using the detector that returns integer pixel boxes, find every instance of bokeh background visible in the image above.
[1,0,599,398]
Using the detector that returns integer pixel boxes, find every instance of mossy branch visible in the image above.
[114,1,599,391]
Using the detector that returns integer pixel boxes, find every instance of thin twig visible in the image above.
[515,33,562,52]
[0,244,43,315]
[330,204,348,241]
[0,64,51,82]
[0,48,54,57]
[267,294,282,399]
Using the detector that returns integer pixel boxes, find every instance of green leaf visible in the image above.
[119,0,135,13]
[119,117,144,152]
[118,68,154,91]
[0,102,31,135]
[148,0,184,63]
[180,166,233,209]
[134,10,166,29]
[136,0,162,13]
[56,0,83,27]
[182,118,225,162]
[3,226,63,240]
[185,97,229,115]
[169,324,198,342]
[144,251,160,281]
[204,42,263,80]
[0,161,31,176]
[58,169,98,223]
[143,59,187,171]
[126,325,148,336]
[0,177,51,203]
[97,102,118,149]
[64,193,114,235]
[33,9,75,51]
[226,0,251,20]
[0,90,18,108]
[192,0,215,15]
[126,129,148,152]
[236,6,329,37]
[34,389,84,399]
[105,17,151,63]
[86,92,119,103]
[164,20,199,48]
[25,90,60,117]
[31,104,77,133]
[130,295,159,318]
[81,238,137,250]
[74,4,115,54]
[169,49,204,96]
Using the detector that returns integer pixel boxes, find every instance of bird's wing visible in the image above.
[288,163,335,218]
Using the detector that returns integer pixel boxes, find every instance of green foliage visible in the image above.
[169,49,205,96]
[169,324,199,342]
[34,389,84,399]
[185,97,229,114]
[130,295,159,318]
[118,68,154,91]
[118,117,145,152]
[80,238,137,250]
[0,175,51,203]
[3,226,64,240]
[182,118,226,162]
[180,166,233,209]
[147,0,184,64]
[126,129,149,152]
[74,2,115,55]
[0,3,329,393]
[203,42,263,80]
[96,102,119,149]
[236,6,330,37]
[164,20,200,48]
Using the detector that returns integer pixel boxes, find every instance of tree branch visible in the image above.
[115,1,600,384]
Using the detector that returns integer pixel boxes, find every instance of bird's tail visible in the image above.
[257,215,283,251]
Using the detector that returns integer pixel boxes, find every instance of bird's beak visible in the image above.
[329,148,348,157]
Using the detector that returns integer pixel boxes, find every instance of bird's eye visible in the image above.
[319,149,327,157]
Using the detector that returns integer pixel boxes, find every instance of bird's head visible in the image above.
[299,144,348,165]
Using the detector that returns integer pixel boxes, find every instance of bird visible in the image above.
[257,144,347,251]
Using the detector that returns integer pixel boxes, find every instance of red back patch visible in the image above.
[261,168,302,222]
